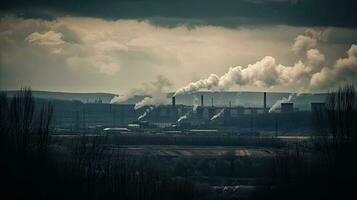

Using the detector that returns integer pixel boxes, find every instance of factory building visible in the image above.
[281,103,294,113]
[50,92,318,132]
[311,102,326,112]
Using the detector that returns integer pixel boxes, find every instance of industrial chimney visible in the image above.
[172,96,176,107]
[263,92,267,112]
[201,95,204,107]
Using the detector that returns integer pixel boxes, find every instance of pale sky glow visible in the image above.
[0,16,356,94]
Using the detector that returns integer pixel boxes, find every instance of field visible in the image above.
[109,145,275,157]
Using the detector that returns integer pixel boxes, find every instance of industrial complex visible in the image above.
[50,92,325,135]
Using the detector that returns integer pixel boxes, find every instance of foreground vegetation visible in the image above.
[1,85,356,200]
[0,88,196,200]
[260,85,357,200]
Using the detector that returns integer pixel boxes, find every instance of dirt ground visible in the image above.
[109,145,275,157]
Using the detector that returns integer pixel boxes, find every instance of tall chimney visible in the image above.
[172,96,176,107]
[201,95,204,107]
[263,92,267,111]
[211,97,214,107]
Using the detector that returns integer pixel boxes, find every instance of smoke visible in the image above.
[110,89,142,104]
[292,35,317,54]
[177,96,200,123]
[210,109,224,121]
[174,56,307,96]
[135,96,166,110]
[177,113,190,123]
[137,106,154,121]
[174,74,220,96]
[111,75,173,109]
[192,96,199,112]
[306,49,325,72]
[268,93,298,113]
[310,44,357,90]
[292,29,325,54]
[173,28,356,95]
[109,28,355,107]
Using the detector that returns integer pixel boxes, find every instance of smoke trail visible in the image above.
[110,75,173,109]
[192,96,199,112]
[268,94,298,113]
[135,97,166,110]
[174,74,220,96]
[177,96,200,123]
[173,29,356,95]
[210,109,224,121]
[292,29,325,54]
[177,113,189,123]
[110,89,142,104]
[137,106,155,121]
[173,56,303,96]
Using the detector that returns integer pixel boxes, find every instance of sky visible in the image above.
[0,0,357,94]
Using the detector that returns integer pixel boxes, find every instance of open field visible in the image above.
[108,145,275,157]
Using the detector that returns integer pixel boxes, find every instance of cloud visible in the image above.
[1,16,356,93]
[310,44,357,89]
[25,30,65,45]
[66,54,121,75]
[1,0,357,28]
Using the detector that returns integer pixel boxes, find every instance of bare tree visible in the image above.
[311,84,357,171]
[7,88,34,153]
[35,102,54,155]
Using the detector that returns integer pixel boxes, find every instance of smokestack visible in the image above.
[211,97,214,107]
[172,96,176,107]
[263,92,267,111]
[201,95,204,107]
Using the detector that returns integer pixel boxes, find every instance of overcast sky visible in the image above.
[0,0,356,94]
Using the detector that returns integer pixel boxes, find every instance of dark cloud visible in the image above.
[1,0,357,28]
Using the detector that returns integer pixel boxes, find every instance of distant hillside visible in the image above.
[3,90,327,110]
[4,90,117,104]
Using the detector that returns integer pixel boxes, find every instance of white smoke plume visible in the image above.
[310,44,357,90]
[306,49,325,71]
[174,74,220,96]
[292,29,325,54]
[268,93,298,113]
[292,35,317,55]
[177,96,200,123]
[137,106,155,121]
[173,28,356,95]
[111,75,173,110]
[177,113,190,123]
[174,56,309,96]
[192,96,199,112]
[210,109,224,121]
[110,89,142,104]
[135,96,166,110]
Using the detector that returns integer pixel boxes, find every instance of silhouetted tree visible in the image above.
[312,85,357,167]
